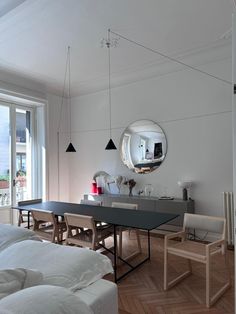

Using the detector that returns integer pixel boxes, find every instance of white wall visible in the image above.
[67,57,233,217]
[46,93,69,202]
[0,48,232,221]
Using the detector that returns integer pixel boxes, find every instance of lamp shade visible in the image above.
[177,181,193,189]
[105,139,117,150]
[66,142,76,152]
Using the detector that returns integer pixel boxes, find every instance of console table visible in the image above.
[84,193,194,232]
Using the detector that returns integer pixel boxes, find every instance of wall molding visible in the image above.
[59,110,232,135]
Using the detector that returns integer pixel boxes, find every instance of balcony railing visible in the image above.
[0,177,27,206]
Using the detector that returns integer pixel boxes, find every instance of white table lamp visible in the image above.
[177,181,193,200]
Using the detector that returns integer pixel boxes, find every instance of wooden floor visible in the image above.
[105,232,234,314]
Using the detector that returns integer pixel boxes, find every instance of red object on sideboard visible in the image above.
[91,182,97,194]
[97,187,102,194]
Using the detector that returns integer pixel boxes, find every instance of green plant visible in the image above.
[0,175,9,181]
[16,170,26,177]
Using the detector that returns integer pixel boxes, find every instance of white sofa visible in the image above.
[0,224,118,314]
[0,223,41,252]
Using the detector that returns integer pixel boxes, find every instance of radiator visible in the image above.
[223,192,234,246]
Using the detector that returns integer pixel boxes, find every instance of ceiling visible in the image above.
[0,0,233,96]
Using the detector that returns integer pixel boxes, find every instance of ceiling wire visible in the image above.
[107,29,112,138]
[110,30,232,86]
[58,47,70,132]
[68,46,72,141]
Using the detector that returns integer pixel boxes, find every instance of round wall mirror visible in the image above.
[120,119,167,174]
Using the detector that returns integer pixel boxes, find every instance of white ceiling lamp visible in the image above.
[61,46,76,153]
[104,29,117,150]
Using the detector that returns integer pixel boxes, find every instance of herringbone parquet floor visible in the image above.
[105,232,234,314]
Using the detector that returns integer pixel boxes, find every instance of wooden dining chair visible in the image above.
[17,199,42,227]
[64,213,113,250]
[164,213,231,308]
[80,199,107,228]
[31,209,66,243]
[111,202,142,261]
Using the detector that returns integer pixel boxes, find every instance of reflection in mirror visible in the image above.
[120,120,167,174]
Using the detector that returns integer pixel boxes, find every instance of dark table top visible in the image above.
[13,201,178,231]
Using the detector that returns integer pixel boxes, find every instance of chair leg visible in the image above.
[118,229,123,258]
[206,253,211,308]
[65,227,73,245]
[225,252,231,287]
[18,211,22,226]
[52,228,56,243]
[58,229,62,243]
[164,237,191,290]
[128,229,131,238]
[114,228,123,266]
[135,229,142,253]
[65,231,69,245]
[117,228,142,265]
[206,252,231,308]
[164,239,168,290]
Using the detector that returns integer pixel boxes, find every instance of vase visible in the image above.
[129,187,133,196]
[144,184,154,197]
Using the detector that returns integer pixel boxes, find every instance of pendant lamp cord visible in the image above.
[58,46,70,132]
[107,29,112,138]
[110,30,231,86]
[68,46,72,142]
[57,46,70,199]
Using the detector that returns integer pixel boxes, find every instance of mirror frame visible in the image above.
[119,119,168,174]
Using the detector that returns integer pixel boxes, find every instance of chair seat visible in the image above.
[168,240,208,262]
[38,221,66,229]
[36,221,66,236]
[35,226,54,240]
[68,225,113,243]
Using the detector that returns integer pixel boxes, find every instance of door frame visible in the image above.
[11,104,36,207]
[0,100,37,223]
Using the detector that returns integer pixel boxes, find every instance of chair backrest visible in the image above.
[80,200,102,206]
[31,209,56,225]
[18,199,42,206]
[64,213,96,249]
[112,202,138,210]
[183,213,226,240]
[64,213,96,230]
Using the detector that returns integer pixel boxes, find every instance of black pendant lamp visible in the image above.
[105,29,117,150]
[105,138,117,150]
[66,142,76,152]
[63,46,76,153]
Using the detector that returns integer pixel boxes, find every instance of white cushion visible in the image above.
[0,268,43,300]
[76,279,118,314]
[0,285,93,314]
[0,240,113,290]
[0,224,41,252]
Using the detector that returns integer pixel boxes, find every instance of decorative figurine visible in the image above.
[124,179,136,196]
